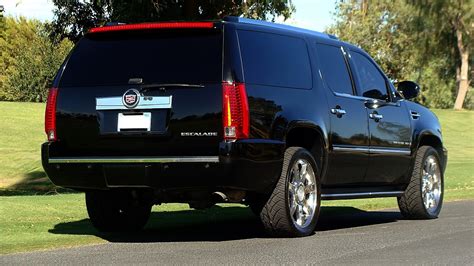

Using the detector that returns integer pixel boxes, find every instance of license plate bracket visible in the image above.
[117,112,151,132]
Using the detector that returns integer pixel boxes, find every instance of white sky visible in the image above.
[1,0,336,32]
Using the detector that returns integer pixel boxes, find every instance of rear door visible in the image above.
[55,27,224,157]
[315,43,369,186]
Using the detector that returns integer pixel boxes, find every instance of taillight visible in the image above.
[45,87,58,141]
[222,82,249,140]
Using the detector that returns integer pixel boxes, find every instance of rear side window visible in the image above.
[238,30,312,89]
[315,44,353,95]
[60,31,222,87]
[351,52,389,100]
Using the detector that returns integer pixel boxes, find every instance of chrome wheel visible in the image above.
[288,159,317,229]
[422,155,442,214]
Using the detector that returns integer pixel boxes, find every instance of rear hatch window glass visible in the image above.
[60,31,223,87]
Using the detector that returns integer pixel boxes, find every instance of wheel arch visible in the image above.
[284,121,329,177]
[415,130,447,172]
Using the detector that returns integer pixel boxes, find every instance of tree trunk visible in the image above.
[453,28,470,110]
[183,0,198,19]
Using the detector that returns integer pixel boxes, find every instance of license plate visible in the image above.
[117,112,151,132]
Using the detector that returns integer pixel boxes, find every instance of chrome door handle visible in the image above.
[331,108,347,116]
[369,113,383,121]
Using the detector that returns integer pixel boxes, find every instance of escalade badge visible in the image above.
[122,89,140,108]
[181,132,218,137]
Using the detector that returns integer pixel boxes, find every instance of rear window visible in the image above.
[237,30,312,89]
[60,31,222,87]
[315,44,354,95]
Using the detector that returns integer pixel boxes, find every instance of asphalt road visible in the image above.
[2,200,474,265]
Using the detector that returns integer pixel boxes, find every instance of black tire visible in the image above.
[398,146,444,219]
[86,190,152,232]
[260,147,321,237]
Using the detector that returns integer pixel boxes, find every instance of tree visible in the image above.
[411,0,473,109]
[328,0,470,109]
[0,17,73,102]
[50,0,295,43]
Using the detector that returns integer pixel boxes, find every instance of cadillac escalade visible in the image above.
[42,17,447,237]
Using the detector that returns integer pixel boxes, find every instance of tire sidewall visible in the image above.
[284,148,321,236]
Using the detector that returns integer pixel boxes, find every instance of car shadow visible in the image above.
[48,205,403,242]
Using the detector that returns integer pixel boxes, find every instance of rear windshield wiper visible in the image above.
[139,83,204,93]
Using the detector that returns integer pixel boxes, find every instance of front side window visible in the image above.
[351,52,389,101]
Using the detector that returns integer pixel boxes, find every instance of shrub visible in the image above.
[0,17,73,102]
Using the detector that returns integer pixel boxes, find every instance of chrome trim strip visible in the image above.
[321,191,404,200]
[333,92,401,107]
[332,146,410,155]
[49,156,219,164]
[96,96,172,110]
[370,148,411,155]
[334,92,371,101]
[333,146,370,152]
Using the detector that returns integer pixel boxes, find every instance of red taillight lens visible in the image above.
[89,22,214,33]
[222,82,249,140]
[45,88,58,141]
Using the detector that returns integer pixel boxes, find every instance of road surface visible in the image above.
[2,200,473,265]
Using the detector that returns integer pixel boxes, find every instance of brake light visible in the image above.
[222,82,249,140]
[45,88,58,141]
[89,22,214,33]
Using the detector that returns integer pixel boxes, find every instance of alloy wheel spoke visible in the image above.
[300,162,307,177]
[290,200,297,216]
[305,183,315,195]
[292,165,301,183]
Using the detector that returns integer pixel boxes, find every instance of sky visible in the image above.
[1,0,336,32]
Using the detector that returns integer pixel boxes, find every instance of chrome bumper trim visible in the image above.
[49,156,220,164]
[321,191,404,200]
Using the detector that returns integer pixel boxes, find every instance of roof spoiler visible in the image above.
[223,16,337,40]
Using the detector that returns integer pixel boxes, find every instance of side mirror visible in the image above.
[397,81,420,100]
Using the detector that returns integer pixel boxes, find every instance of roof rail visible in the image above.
[223,16,335,40]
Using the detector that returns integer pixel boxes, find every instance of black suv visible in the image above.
[42,17,447,237]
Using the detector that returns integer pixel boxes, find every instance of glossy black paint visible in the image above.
[398,81,421,100]
[55,84,223,157]
[42,18,447,200]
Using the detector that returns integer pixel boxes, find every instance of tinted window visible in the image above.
[316,44,353,95]
[60,31,222,87]
[238,30,312,89]
[351,52,388,100]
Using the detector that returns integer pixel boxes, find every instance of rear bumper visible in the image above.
[41,140,284,193]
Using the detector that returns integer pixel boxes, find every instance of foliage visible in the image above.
[328,0,472,109]
[49,0,295,42]
[0,17,73,102]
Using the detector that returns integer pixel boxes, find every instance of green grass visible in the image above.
[0,102,52,192]
[0,194,253,254]
[0,101,473,254]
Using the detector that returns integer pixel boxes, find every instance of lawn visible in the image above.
[0,101,473,254]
